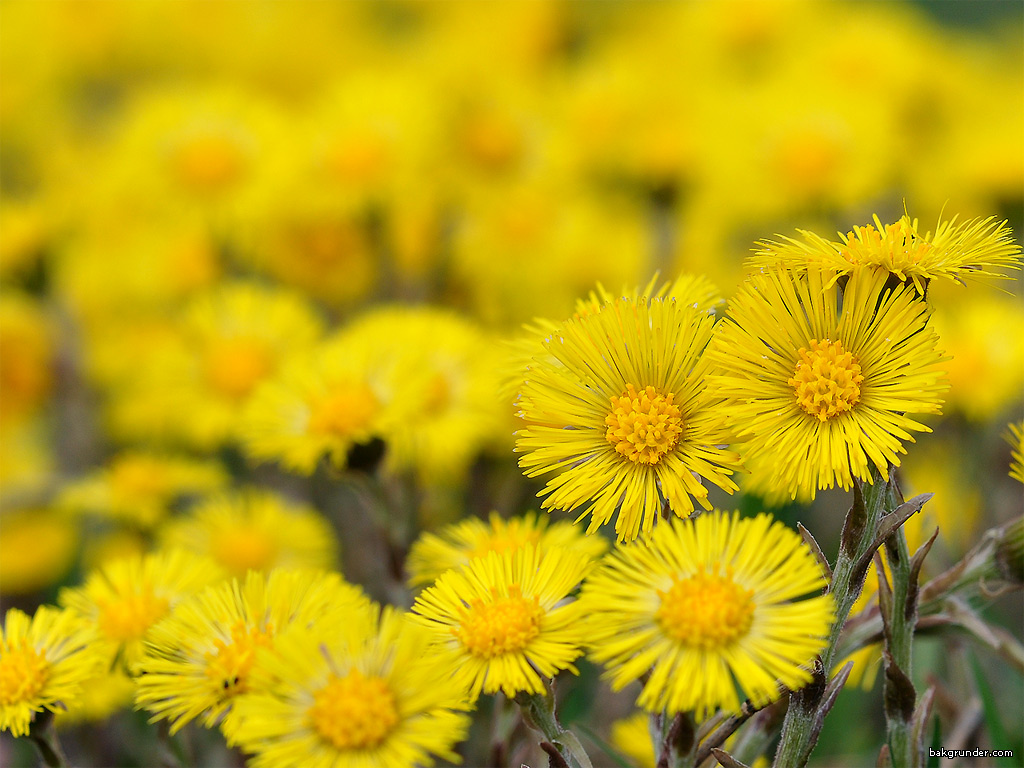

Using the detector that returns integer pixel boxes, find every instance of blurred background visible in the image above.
[1,1,1022,766]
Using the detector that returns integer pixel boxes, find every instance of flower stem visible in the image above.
[773,465,892,767]
[880,478,919,768]
[515,686,593,768]
[27,712,68,768]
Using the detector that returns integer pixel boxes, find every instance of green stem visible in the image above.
[774,465,892,768]
[515,688,593,768]
[27,712,68,768]
[881,480,917,768]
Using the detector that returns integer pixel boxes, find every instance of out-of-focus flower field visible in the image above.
[1,1,1022,767]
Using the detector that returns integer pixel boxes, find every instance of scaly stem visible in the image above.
[515,685,593,768]
[881,479,918,768]
[774,465,891,767]
[27,712,68,768]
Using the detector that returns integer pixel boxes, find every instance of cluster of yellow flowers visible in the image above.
[2,1,1023,767]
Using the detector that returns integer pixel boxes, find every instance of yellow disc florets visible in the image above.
[204,620,275,697]
[605,384,684,465]
[840,219,932,274]
[0,639,49,706]
[203,337,272,400]
[97,591,171,643]
[789,339,864,421]
[309,669,399,750]
[454,585,544,659]
[656,569,755,649]
[308,384,379,438]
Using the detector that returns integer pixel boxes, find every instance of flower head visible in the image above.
[135,569,370,735]
[1,606,107,736]
[710,268,948,499]
[225,605,470,768]
[59,550,224,670]
[160,489,339,577]
[405,511,608,587]
[581,512,834,716]
[751,212,1021,293]
[411,545,592,698]
[516,294,740,541]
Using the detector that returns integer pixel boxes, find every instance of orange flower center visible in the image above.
[789,339,864,421]
[0,639,49,706]
[203,337,273,400]
[204,620,275,698]
[606,384,684,465]
[97,589,170,642]
[454,585,544,659]
[308,669,399,750]
[656,570,755,649]
[308,383,379,438]
[173,133,246,193]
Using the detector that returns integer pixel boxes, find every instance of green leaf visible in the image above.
[969,651,1016,767]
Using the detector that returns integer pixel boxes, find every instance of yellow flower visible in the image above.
[516,294,741,541]
[240,334,398,475]
[334,306,507,483]
[55,669,136,726]
[59,550,224,670]
[160,489,339,577]
[1007,421,1024,484]
[1,606,106,737]
[610,711,656,768]
[0,509,79,596]
[58,452,228,529]
[411,545,592,698]
[581,512,834,716]
[710,268,948,499]
[169,282,324,448]
[751,212,1021,293]
[225,605,470,768]
[405,511,608,587]
[135,569,370,735]
[0,292,54,428]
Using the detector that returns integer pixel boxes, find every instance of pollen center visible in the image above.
[789,339,864,421]
[204,337,273,400]
[454,585,544,659]
[0,640,49,706]
[204,620,275,698]
[309,669,399,750]
[656,570,755,649]
[97,590,170,642]
[173,133,246,193]
[211,526,278,576]
[605,384,684,465]
[308,383,379,438]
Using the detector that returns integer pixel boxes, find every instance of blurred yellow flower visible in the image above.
[160,489,339,577]
[405,510,608,588]
[135,569,369,735]
[60,550,224,670]
[0,292,55,428]
[59,451,228,529]
[0,509,78,596]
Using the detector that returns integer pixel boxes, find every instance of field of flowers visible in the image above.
[1,1,1022,767]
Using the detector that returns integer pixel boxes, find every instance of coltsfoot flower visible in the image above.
[1,606,107,736]
[411,544,592,698]
[581,512,834,716]
[710,268,948,499]
[516,294,740,541]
